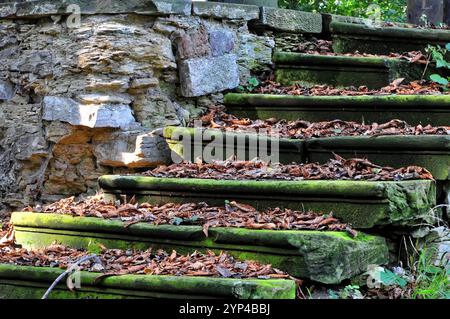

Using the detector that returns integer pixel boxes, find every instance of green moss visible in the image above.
[224,93,450,125]
[305,135,450,180]
[12,212,390,284]
[98,175,393,198]
[0,264,296,299]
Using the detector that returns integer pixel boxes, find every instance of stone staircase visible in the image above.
[4,7,450,299]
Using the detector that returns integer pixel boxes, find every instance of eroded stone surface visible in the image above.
[42,96,140,130]
[260,7,322,33]
[0,79,14,100]
[192,1,260,20]
[179,54,240,97]
[1,0,192,18]
[0,6,276,210]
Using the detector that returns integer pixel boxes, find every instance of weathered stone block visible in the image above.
[174,26,211,60]
[209,29,235,57]
[192,1,259,20]
[237,33,273,72]
[216,0,278,7]
[42,96,139,130]
[92,131,170,168]
[0,79,14,100]
[260,7,322,33]
[2,0,192,18]
[179,54,239,97]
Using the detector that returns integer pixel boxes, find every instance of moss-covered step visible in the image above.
[11,212,389,284]
[163,126,304,163]
[305,135,450,181]
[98,175,436,229]
[224,93,450,126]
[0,264,295,299]
[329,21,450,55]
[273,52,426,89]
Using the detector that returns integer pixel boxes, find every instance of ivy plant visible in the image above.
[427,43,450,88]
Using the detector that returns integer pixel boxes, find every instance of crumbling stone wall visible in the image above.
[0,0,290,211]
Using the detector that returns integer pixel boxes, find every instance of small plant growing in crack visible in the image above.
[426,43,450,89]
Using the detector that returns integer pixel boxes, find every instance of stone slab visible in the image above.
[163,126,304,163]
[305,135,450,180]
[1,0,192,18]
[11,212,389,284]
[216,0,277,7]
[0,263,295,299]
[224,93,450,126]
[179,54,239,97]
[98,175,437,229]
[260,7,322,33]
[42,96,140,130]
[192,1,260,20]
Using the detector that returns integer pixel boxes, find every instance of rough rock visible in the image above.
[260,7,322,33]
[216,0,278,7]
[1,0,192,18]
[173,25,211,60]
[42,96,140,130]
[92,131,170,168]
[192,1,260,20]
[417,226,450,271]
[237,33,274,73]
[209,29,235,57]
[179,54,239,97]
[0,79,14,100]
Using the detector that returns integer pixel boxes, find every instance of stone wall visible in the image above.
[0,0,321,212]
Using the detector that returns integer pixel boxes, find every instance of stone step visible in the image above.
[306,135,450,181]
[98,176,436,229]
[163,126,304,163]
[224,93,450,126]
[328,21,450,55]
[273,52,426,89]
[163,127,450,182]
[0,263,295,299]
[11,212,389,284]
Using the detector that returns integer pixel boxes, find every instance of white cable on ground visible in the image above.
[42,254,103,299]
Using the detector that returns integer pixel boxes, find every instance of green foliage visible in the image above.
[427,43,450,89]
[411,248,450,299]
[328,285,363,299]
[237,77,260,93]
[278,0,407,22]
[379,269,408,287]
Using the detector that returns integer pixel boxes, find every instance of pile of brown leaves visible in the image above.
[36,196,357,237]
[383,21,450,30]
[254,78,446,96]
[295,38,333,54]
[198,107,449,138]
[0,244,287,279]
[288,36,428,64]
[0,227,14,248]
[145,155,433,181]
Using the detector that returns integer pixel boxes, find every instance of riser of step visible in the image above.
[98,176,436,229]
[329,22,450,55]
[164,126,305,164]
[273,52,428,89]
[224,94,450,126]
[11,212,389,284]
[0,264,295,299]
[164,128,450,181]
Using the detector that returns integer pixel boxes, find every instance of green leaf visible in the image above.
[445,43,450,51]
[248,77,259,87]
[430,74,449,85]
[380,269,408,287]
[171,217,184,225]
